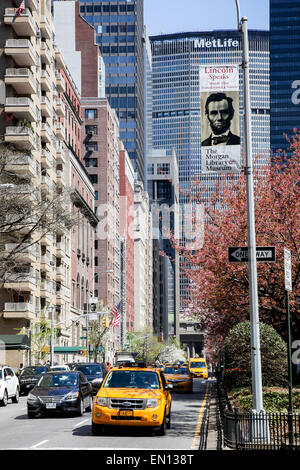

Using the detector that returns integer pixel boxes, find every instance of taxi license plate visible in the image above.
[119,410,133,417]
[46,403,56,409]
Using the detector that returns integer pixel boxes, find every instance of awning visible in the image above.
[0,334,30,350]
[54,346,87,354]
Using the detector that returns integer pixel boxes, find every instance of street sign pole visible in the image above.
[236,2,264,414]
[284,248,293,446]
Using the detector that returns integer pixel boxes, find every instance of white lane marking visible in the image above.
[74,418,89,428]
[31,440,49,449]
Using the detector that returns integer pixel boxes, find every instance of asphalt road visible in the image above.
[0,378,210,451]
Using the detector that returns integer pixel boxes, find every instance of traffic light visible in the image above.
[90,303,97,312]
[102,317,109,328]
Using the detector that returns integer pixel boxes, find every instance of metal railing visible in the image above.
[217,375,300,450]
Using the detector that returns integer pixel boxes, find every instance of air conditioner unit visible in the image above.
[87,146,94,152]
[36,31,41,39]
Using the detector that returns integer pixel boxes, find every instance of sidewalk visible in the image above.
[205,381,231,450]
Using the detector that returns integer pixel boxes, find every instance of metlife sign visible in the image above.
[194,38,240,49]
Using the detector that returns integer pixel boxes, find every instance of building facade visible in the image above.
[150,30,270,306]
[270,0,300,154]
[146,148,180,341]
[79,0,145,182]
[134,180,153,333]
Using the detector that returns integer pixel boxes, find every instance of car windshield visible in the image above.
[75,365,103,377]
[20,366,48,376]
[190,362,206,368]
[104,370,160,389]
[37,373,78,388]
[177,368,189,375]
[50,366,68,371]
[163,367,178,374]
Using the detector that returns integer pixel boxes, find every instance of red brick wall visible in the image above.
[75,1,100,98]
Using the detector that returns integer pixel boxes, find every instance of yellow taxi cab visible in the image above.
[163,365,193,393]
[92,362,172,435]
[188,357,208,379]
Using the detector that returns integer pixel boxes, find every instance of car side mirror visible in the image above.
[165,384,173,390]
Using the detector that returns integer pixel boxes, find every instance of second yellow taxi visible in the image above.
[163,365,193,393]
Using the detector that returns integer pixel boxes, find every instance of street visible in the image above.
[0,378,210,450]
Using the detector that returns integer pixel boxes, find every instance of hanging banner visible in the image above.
[200,65,241,173]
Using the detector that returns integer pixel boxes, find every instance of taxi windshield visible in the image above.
[163,367,178,374]
[104,370,160,389]
[190,362,206,368]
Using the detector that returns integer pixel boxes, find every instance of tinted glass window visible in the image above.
[37,373,78,388]
[75,365,103,377]
[20,366,48,376]
[163,367,177,374]
[177,368,189,375]
[190,362,206,368]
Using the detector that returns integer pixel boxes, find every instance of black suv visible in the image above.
[19,365,50,395]
[72,363,108,395]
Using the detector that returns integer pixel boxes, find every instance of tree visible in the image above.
[0,142,75,281]
[176,134,300,355]
[123,329,164,363]
[223,321,287,388]
[88,299,110,362]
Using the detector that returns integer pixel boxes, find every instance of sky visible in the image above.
[144,0,269,36]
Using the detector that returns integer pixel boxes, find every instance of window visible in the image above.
[85,109,98,119]
[85,125,98,135]
[85,158,98,168]
[89,174,98,185]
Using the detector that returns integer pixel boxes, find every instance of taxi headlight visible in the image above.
[96,397,108,407]
[146,399,159,408]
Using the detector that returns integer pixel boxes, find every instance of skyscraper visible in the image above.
[150,30,270,305]
[270,0,300,154]
[79,0,145,182]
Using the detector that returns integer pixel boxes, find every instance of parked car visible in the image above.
[27,370,93,418]
[72,363,108,395]
[92,362,172,435]
[50,365,70,371]
[19,365,50,395]
[0,365,20,406]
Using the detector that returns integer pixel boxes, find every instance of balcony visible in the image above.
[41,148,52,169]
[5,97,37,122]
[2,302,36,321]
[56,122,65,141]
[4,39,38,67]
[6,153,36,177]
[5,126,36,150]
[56,169,66,189]
[5,68,36,95]
[40,279,52,299]
[55,72,66,94]
[40,122,52,144]
[41,254,52,272]
[54,46,65,69]
[40,42,51,65]
[55,98,65,117]
[3,270,37,292]
[40,69,52,92]
[4,8,36,37]
[40,232,53,246]
[5,243,38,264]
[41,174,52,195]
[40,96,52,117]
[40,16,51,40]
[56,266,65,282]
[56,142,66,165]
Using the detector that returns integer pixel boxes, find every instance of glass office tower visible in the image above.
[79,0,145,181]
[150,30,270,304]
[270,0,300,155]
[150,30,270,201]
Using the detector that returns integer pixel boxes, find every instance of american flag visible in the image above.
[110,301,122,327]
[16,0,25,16]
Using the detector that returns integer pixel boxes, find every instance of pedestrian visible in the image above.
[106,362,111,371]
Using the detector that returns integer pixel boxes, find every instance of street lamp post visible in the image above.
[235,1,264,413]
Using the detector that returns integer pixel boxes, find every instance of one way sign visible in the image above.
[228,246,276,263]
